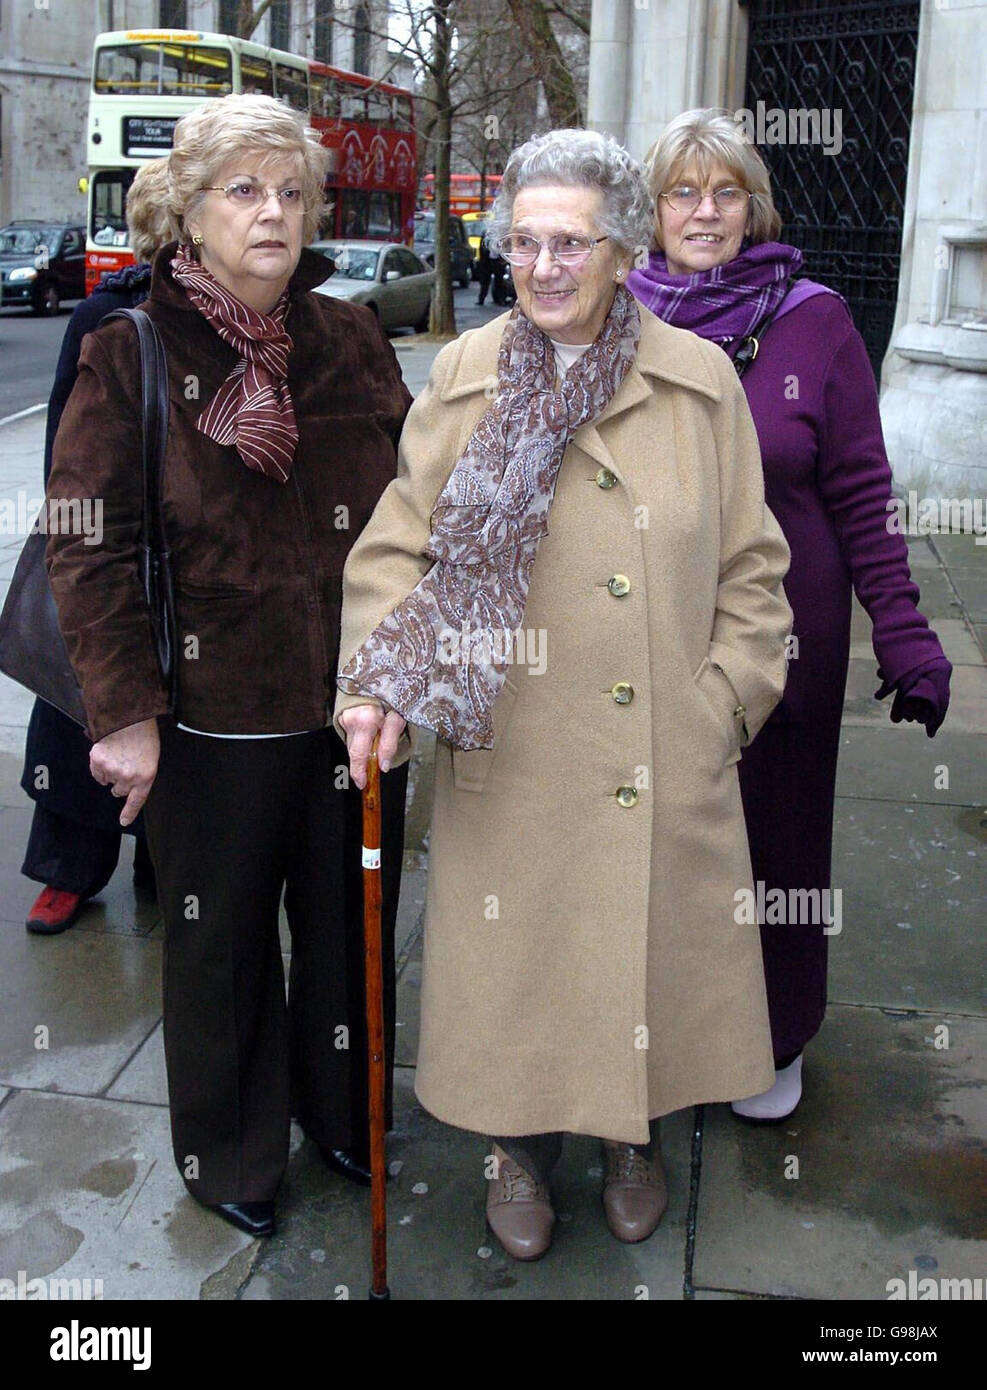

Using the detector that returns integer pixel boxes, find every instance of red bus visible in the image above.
[422,172,502,216]
[85,29,417,290]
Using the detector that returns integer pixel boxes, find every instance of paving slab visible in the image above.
[0,1089,253,1299]
[851,618,982,668]
[241,1068,691,1301]
[834,727,987,806]
[395,933,422,1069]
[0,924,160,1092]
[106,1022,168,1107]
[692,1005,987,1300]
[830,799,986,1013]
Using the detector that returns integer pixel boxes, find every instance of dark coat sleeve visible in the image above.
[815,304,946,686]
[45,327,171,743]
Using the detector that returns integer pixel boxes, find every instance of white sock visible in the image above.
[731,1053,804,1120]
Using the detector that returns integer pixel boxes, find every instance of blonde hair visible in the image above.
[167,95,331,247]
[125,158,173,263]
[645,108,781,249]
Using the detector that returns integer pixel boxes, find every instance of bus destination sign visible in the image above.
[123,116,179,158]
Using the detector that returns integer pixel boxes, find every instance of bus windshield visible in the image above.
[94,42,233,97]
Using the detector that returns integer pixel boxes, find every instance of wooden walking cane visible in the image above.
[361,734,390,1300]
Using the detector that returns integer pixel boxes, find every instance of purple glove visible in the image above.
[875,658,952,738]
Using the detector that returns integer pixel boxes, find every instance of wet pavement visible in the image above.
[0,301,984,1311]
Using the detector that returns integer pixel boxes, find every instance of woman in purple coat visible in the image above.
[628,109,951,1120]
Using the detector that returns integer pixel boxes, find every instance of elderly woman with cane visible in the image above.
[336,128,793,1261]
[46,95,410,1238]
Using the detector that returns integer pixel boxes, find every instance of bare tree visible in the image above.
[506,0,583,127]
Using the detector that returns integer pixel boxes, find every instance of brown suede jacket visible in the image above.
[46,242,412,743]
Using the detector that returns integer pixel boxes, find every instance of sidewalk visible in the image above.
[0,342,984,1302]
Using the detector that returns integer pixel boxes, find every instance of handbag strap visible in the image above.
[733,279,837,379]
[102,308,169,553]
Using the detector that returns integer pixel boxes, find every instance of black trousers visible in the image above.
[143,721,407,1204]
[21,802,122,897]
[496,1120,660,1186]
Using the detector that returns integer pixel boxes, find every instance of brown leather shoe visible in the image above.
[602,1139,667,1243]
[485,1143,555,1261]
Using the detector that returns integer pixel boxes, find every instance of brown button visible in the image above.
[616,786,638,807]
[611,682,634,705]
[596,467,617,489]
[607,573,631,597]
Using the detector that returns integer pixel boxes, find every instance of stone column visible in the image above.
[879,0,987,504]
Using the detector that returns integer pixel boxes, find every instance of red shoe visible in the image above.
[26,887,86,935]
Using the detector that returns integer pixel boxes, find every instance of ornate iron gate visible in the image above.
[742,0,920,376]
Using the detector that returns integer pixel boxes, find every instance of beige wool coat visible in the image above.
[335,305,793,1143]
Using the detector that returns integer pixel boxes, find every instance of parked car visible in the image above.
[413,212,474,288]
[0,221,86,315]
[311,240,435,333]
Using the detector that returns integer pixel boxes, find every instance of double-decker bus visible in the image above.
[422,172,502,216]
[85,29,416,292]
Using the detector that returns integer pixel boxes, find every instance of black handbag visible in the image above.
[0,308,175,730]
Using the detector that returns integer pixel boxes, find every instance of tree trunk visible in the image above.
[429,0,457,336]
[506,0,582,127]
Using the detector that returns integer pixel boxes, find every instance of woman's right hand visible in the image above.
[90,718,160,827]
[339,704,407,789]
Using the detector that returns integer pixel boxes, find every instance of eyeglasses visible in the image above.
[202,179,310,213]
[499,233,609,267]
[659,186,751,214]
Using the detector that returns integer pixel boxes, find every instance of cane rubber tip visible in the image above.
[369,1285,391,1301]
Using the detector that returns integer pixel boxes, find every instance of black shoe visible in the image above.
[206,1201,275,1237]
[320,1146,373,1187]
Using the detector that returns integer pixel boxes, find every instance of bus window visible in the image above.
[241,55,274,96]
[322,77,342,119]
[275,63,309,112]
[341,89,366,122]
[91,169,135,248]
[339,189,402,241]
[309,70,326,116]
[365,90,391,125]
[93,42,232,96]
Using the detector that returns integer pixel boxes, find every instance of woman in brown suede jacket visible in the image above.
[46,96,411,1239]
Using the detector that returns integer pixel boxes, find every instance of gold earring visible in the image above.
[191,234,204,247]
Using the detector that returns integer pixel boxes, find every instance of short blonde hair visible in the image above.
[645,108,781,249]
[167,95,330,247]
[125,158,173,263]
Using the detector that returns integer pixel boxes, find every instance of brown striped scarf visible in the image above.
[170,243,298,481]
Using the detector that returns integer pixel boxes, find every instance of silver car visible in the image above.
[311,240,435,333]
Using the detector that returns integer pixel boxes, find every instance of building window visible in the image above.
[269,0,290,51]
[353,3,371,75]
[314,0,333,64]
[159,0,188,26]
[218,0,240,36]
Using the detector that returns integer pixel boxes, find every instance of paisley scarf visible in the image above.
[170,243,298,481]
[337,285,642,749]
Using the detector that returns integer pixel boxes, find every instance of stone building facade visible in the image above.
[587,0,985,506]
[0,0,395,226]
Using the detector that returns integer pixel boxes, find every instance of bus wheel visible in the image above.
[32,283,60,316]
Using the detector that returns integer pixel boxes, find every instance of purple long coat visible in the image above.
[736,290,944,1059]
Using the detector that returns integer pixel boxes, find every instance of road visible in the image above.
[0,282,502,424]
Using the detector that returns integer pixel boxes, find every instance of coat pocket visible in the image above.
[451,675,518,793]
[691,656,742,767]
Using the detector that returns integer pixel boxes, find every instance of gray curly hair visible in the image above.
[487,128,654,255]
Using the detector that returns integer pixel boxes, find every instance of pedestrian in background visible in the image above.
[20,159,171,934]
[629,108,951,1120]
[46,96,411,1238]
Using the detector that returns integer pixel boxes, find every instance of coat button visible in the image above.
[596,467,617,489]
[607,573,631,597]
[615,786,638,807]
[611,682,634,704]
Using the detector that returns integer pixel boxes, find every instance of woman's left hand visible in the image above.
[339,703,407,789]
[89,717,161,826]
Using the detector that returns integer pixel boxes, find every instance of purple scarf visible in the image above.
[626,241,803,359]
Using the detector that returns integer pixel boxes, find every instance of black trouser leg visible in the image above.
[494,1132,564,1185]
[21,802,121,897]
[283,732,408,1153]
[144,724,295,1204]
